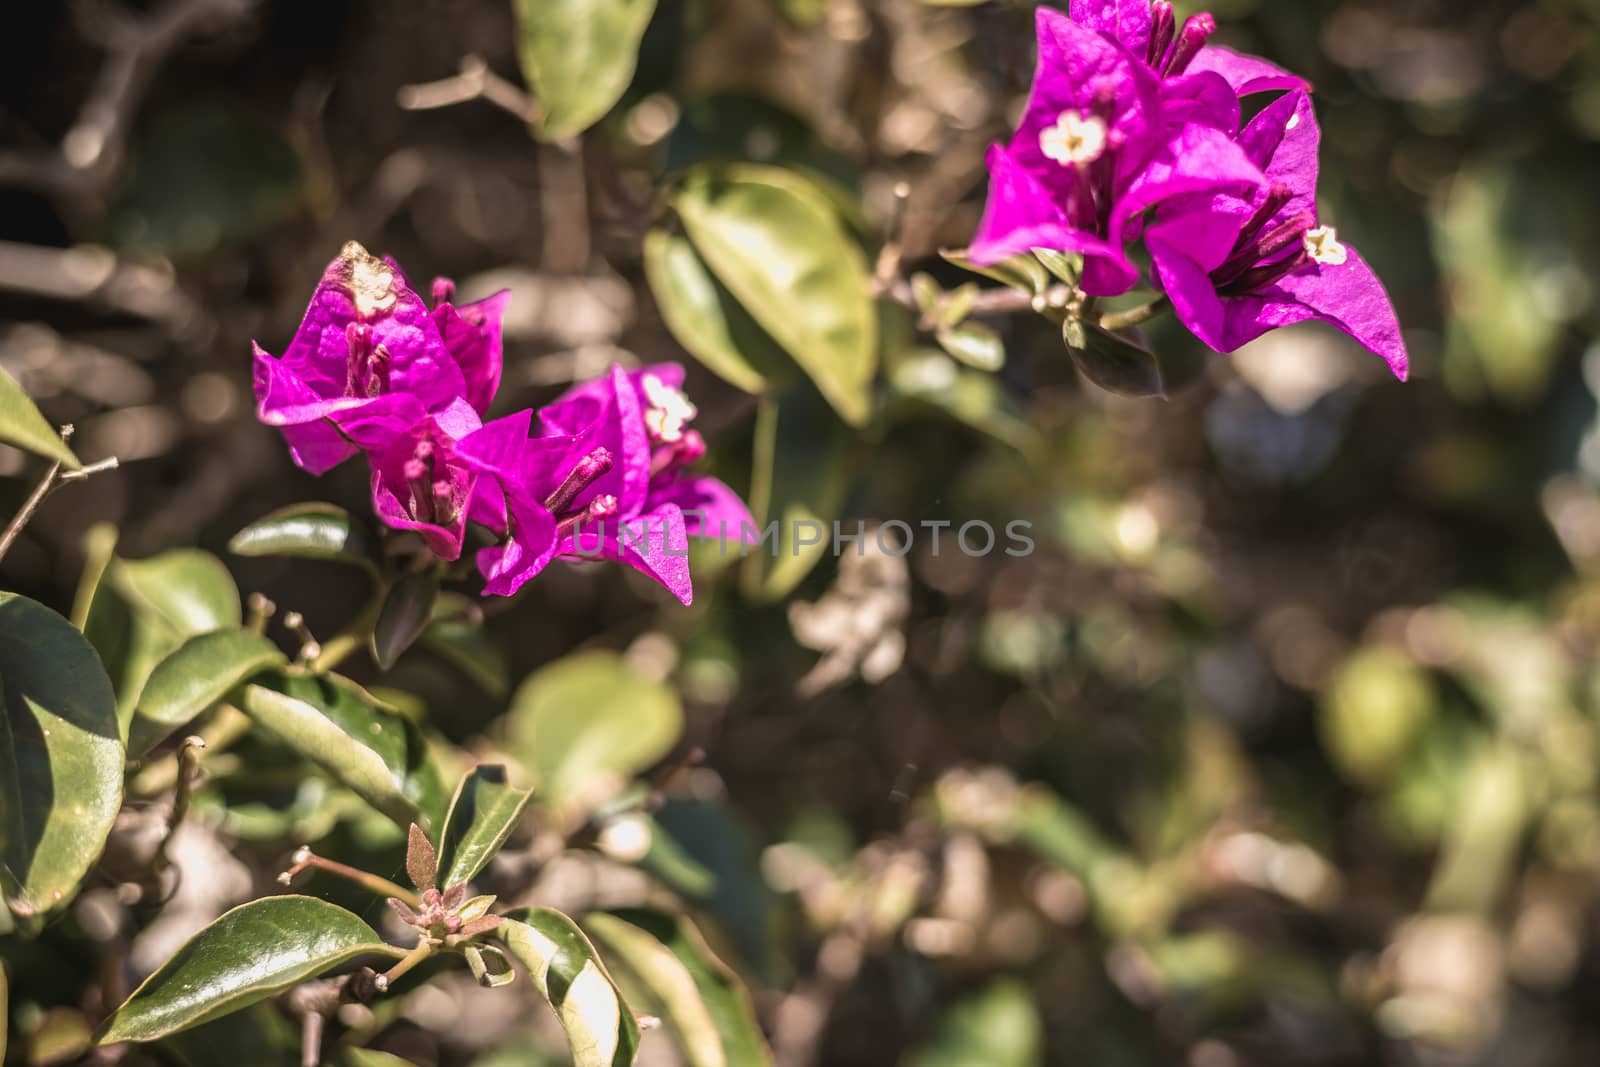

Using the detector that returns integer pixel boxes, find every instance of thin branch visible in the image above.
[1098,295,1170,332]
[396,54,541,126]
[872,181,912,291]
[278,846,422,908]
[154,735,206,871]
[0,433,69,566]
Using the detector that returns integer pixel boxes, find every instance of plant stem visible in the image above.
[307,592,383,674]
[279,847,422,908]
[130,704,251,796]
[1098,296,1170,332]
[375,941,434,992]
[0,457,63,566]
[154,736,207,870]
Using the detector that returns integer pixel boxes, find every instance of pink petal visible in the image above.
[1188,45,1310,96]
[432,289,511,416]
[1254,248,1410,380]
[1069,0,1153,56]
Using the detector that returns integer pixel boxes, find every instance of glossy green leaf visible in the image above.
[741,386,850,601]
[0,594,122,920]
[420,594,508,698]
[586,909,772,1067]
[504,651,682,814]
[936,322,1004,372]
[110,549,241,637]
[96,896,400,1044]
[435,764,534,888]
[495,907,640,1067]
[1031,248,1081,287]
[673,164,876,426]
[907,978,1041,1067]
[1064,321,1165,399]
[129,629,286,759]
[238,672,432,829]
[0,364,78,468]
[643,228,793,395]
[371,571,440,671]
[227,503,374,572]
[513,0,657,141]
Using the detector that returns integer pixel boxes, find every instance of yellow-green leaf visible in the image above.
[435,764,533,888]
[673,164,876,426]
[0,364,78,468]
[0,593,122,921]
[495,907,640,1067]
[129,629,286,759]
[513,0,658,141]
[741,386,850,602]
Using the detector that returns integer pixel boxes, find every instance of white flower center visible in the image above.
[642,373,697,443]
[1039,110,1107,167]
[340,241,398,318]
[1303,226,1348,267]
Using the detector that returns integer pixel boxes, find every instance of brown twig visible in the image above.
[0,426,118,567]
[396,54,541,125]
[278,846,423,908]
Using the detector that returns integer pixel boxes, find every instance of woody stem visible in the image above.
[281,848,422,908]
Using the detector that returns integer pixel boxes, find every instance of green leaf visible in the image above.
[341,1051,419,1067]
[495,908,641,1067]
[1064,321,1165,399]
[371,571,440,671]
[109,549,241,636]
[0,364,78,468]
[465,942,518,988]
[129,630,286,759]
[238,672,432,830]
[586,910,772,1067]
[643,228,793,396]
[0,594,122,920]
[940,249,1048,296]
[935,322,1004,372]
[513,0,658,141]
[504,651,682,814]
[435,764,534,888]
[96,896,400,1044]
[907,978,1041,1067]
[1031,248,1081,287]
[673,164,877,426]
[741,386,850,601]
[420,594,508,698]
[227,503,374,572]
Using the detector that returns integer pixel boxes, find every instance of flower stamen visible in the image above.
[405,440,436,524]
[543,447,614,515]
[1303,225,1349,266]
[557,493,619,540]
[650,428,706,478]
[1040,110,1108,167]
[1163,13,1216,77]
[642,374,697,443]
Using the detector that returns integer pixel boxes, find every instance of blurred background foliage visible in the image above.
[4,0,1600,1064]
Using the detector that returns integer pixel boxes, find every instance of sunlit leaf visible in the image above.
[1064,321,1165,398]
[435,764,534,888]
[504,651,682,814]
[643,228,793,395]
[673,164,876,426]
[0,364,78,468]
[936,322,1004,372]
[96,896,400,1044]
[227,503,374,573]
[109,549,241,638]
[1320,646,1436,787]
[129,629,285,759]
[495,907,641,1067]
[0,594,122,921]
[238,671,435,830]
[940,249,1048,295]
[513,0,658,141]
[586,909,772,1067]
[465,942,518,988]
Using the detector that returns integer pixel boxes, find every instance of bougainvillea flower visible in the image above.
[970,8,1264,296]
[1145,91,1408,379]
[335,394,497,561]
[429,276,511,417]
[253,242,509,474]
[1072,0,1307,97]
[457,365,750,603]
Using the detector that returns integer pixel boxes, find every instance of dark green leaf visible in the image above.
[371,571,440,671]
[435,764,534,888]
[940,249,1048,296]
[0,594,122,920]
[513,0,658,141]
[643,229,794,395]
[504,651,682,814]
[936,322,1004,372]
[673,164,876,426]
[109,549,241,637]
[1065,322,1165,399]
[494,907,641,1067]
[0,364,78,468]
[586,909,772,1067]
[238,671,434,830]
[741,385,850,601]
[129,630,286,759]
[96,896,400,1044]
[907,979,1041,1067]
[227,503,373,572]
